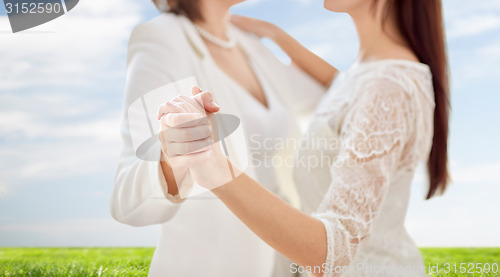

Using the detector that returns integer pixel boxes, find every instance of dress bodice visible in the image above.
[294,60,435,277]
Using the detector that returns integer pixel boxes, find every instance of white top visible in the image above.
[294,60,434,277]
[216,57,294,197]
[110,13,325,277]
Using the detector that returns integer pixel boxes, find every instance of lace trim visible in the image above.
[318,217,335,277]
[315,62,433,116]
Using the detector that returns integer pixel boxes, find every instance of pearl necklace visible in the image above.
[194,24,237,49]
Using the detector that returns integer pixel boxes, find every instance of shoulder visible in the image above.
[343,70,417,140]
[129,13,186,50]
[131,13,182,38]
[346,64,420,117]
[127,13,188,64]
[350,60,432,99]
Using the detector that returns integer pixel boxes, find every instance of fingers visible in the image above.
[161,113,206,128]
[157,95,205,120]
[157,88,220,121]
[193,91,220,113]
[191,86,217,112]
[166,137,214,157]
[162,125,211,142]
[190,86,220,113]
[193,90,211,106]
[191,85,203,96]
[157,101,187,120]
[156,88,219,168]
[158,112,214,165]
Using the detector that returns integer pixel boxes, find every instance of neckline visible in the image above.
[203,31,271,111]
[177,15,271,110]
[215,58,273,111]
[352,59,430,71]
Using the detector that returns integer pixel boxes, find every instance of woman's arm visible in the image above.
[111,21,192,226]
[156,109,328,271]
[214,173,328,273]
[158,107,327,271]
[231,15,338,87]
[160,78,414,275]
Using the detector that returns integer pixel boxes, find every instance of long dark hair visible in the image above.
[378,0,451,199]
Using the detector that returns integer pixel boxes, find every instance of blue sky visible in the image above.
[0,0,499,247]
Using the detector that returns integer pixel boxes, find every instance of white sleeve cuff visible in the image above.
[150,160,187,204]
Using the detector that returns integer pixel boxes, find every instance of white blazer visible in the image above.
[110,13,325,277]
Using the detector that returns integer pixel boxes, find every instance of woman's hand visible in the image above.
[231,14,337,87]
[157,87,239,191]
[157,86,219,195]
[157,86,219,166]
[230,15,281,39]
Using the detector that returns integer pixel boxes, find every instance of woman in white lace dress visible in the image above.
[157,0,450,276]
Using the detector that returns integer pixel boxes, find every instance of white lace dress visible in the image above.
[294,60,434,277]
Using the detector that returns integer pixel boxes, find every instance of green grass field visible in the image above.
[0,248,153,277]
[0,248,498,276]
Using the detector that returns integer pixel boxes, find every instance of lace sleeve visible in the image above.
[313,78,415,276]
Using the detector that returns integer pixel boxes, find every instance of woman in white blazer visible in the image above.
[110,0,327,276]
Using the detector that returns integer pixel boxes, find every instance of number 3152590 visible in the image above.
[5,2,63,14]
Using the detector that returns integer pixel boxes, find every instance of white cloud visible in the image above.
[443,0,500,19]
[0,0,155,248]
[0,140,120,183]
[407,161,500,247]
[0,0,143,91]
[0,218,159,246]
[478,39,500,56]
[0,182,6,196]
[449,38,500,89]
[293,0,313,5]
[0,0,144,198]
[406,214,500,247]
[446,14,500,39]
[443,0,500,40]
[452,162,500,185]
[0,109,121,141]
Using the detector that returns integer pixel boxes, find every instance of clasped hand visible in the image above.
[157,86,239,192]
